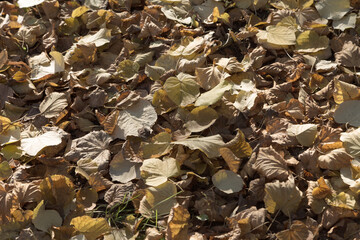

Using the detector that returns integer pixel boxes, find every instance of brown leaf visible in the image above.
[219,147,241,173]
[104,182,134,208]
[321,206,358,229]
[254,146,289,180]
[227,206,266,235]
[276,221,314,240]
[88,172,112,192]
[335,41,360,68]
[13,182,42,207]
[264,177,303,216]
[317,148,352,170]
[195,65,225,90]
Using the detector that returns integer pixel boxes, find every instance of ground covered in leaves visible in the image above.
[1,0,360,239]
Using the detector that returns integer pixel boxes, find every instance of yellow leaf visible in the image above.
[72,6,90,18]
[224,129,252,158]
[0,116,21,134]
[163,73,200,107]
[40,175,75,210]
[212,169,244,194]
[70,215,111,240]
[312,177,331,199]
[166,205,190,240]
[333,79,360,104]
[212,7,220,23]
[295,30,329,53]
[219,147,241,173]
[0,161,12,181]
[139,181,177,218]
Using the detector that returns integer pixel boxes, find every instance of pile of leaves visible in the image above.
[1,0,360,239]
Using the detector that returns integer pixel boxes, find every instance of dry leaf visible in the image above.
[70,215,111,240]
[312,177,331,199]
[139,181,177,218]
[32,200,62,233]
[140,157,181,186]
[109,151,140,183]
[212,169,244,194]
[276,221,314,240]
[254,146,289,180]
[264,177,303,216]
[166,204,190,240]
[317,148,351,170]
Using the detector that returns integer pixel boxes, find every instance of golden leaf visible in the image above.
[312,177,331,199]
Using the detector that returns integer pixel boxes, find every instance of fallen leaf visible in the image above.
[195,65,226,90]
[184,106,218,133]
[109,151,141,183]
[70,215,111,240]
[112,99,157,139]
[334,100,360,127]
[333,80,360,104]
[340,128,360,157]
[65,131,112,171]
[18,0,45,8]
[276,221,314,240]
[140,157,181,186]
[219,147,241,173]
[139,181,177,218]
[212,169,244,194]
[333,13,357,31]
[264,177,303,216]
[315,0,350,20]
[224,129,252,158]
[164,73,200,107]
[195,80,232,106]
[317,148,351,170]
[166,204,190,240]
[40,175,75,211]
[104,183,134,208]
[32,200,62,233]
[312,177,331,199]
[39,92,68,118]
[335,41,360,68]
[79,28,111,47]
[0,161,12,181]
[254,146,289,181]
[21,131,63,156]
[174,134,225,158]
[295,30,329,53]
[287,124,317,147]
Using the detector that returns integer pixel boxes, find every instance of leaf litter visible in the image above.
[1,0,360,239]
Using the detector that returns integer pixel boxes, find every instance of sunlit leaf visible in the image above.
[264,177,303,216]
[32,200,62,233]
[184,106,218,133]
[70,215,111,240]
[212,169,244,194]
[166,205,190,240]
[139,181,177,218]
[21,131,63,156]
[174,135,225,158]
[140,157,181,186]
[39,92,68,118]
[164,73,200,107]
